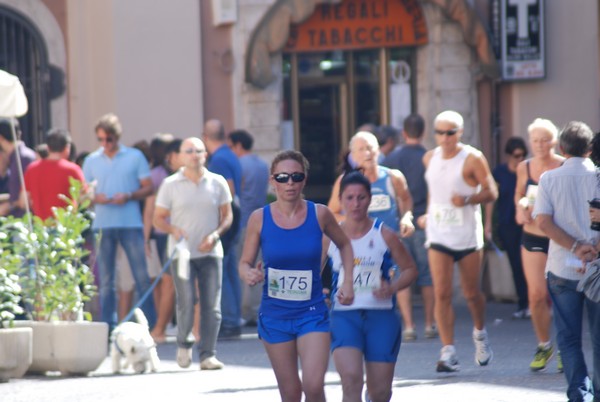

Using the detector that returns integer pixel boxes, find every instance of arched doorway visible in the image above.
[281,0,427,203]
[0,6,51,145]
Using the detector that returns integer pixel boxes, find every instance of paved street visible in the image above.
[3,301,592,401]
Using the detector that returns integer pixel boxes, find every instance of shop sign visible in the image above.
[284,0,428,52]
[501,0,545,80]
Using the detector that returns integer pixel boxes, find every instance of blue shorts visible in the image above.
[258,311,330,344]
[330,309,402,363]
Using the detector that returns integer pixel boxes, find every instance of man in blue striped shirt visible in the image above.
[534,121,599,402]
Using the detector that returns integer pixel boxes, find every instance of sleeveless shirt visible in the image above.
[328,219,394,310]
[424,145,484,250]
[260,201,327,319]
[368,166,400,232]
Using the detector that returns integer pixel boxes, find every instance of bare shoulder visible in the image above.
[423,149,434,167]
[316,203,334,220]
[247,208,264,233]
[380,224,401,247]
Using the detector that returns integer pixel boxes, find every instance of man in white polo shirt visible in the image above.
[154,137,232,371]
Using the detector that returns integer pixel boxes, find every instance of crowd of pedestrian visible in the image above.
[2,109,598,402]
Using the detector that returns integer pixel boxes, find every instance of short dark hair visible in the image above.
[45,128,71,153]
[0,117,21,141]
[149,133,174,168]
[559,121,593,157]
[166,138,182,155]
[504,137,528,157]
[270,150,309,175]
[228,129,254,151]
[403,114,425,139]
[376,125,398,146]
[35,143,49,159]
[95,113,122,139]
[339,170,371,197]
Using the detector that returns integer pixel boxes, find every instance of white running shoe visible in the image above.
[200,356,225,370]
[473,331,493,366]
[436,345,460,372]
[176,347,192,368]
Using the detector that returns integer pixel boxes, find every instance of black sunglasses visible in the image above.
[434,128,459,136]
[273,172,306,183]
[97,136,115,143]
[511,151,525,159]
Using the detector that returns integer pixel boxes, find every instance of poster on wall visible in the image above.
[501,0,545,80]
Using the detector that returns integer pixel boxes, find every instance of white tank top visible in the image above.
[424,145,484,250]
[328,220,394,310]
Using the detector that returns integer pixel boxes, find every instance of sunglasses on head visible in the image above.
[434,128,459,136]
[272,172,306,183]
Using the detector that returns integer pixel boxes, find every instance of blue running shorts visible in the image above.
[330,309,402,363]
[258,311,330,344]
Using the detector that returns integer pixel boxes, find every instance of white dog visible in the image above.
[111,308,160,374]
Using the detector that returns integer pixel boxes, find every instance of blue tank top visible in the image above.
[260,201,327,319]
[368,166,400,231]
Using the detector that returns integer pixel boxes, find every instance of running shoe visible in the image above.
[200,356,225,370]
[512,308,531,319]
[436,345,460,372]
[402,327,417,341]
[530,345,554,372]
[473,331,493,366]
[176,347,192,368]
[425,325,439,339]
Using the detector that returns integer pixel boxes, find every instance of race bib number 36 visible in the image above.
[431,203,464,228]
[368,194,392,212]
[268,268,312,301]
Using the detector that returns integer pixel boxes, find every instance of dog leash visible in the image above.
[119,246,179,325]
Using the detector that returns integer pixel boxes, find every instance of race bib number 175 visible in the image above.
[268,268,312,301]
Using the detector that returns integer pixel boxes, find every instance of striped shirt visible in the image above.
[533,157,600,280]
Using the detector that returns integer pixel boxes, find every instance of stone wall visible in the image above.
[417,3,480,149]
[233,1,484,161]
[232,0,282,162]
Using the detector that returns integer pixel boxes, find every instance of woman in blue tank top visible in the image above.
[239,150,355,402]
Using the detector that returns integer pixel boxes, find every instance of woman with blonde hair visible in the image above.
[514,118,565,372]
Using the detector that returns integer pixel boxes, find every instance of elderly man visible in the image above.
[154,137,232,371]
[423,110,497,372]
[534,121,599,402]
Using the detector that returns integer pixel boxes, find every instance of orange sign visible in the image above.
[285,0,428,52]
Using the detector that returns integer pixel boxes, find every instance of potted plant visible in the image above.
[9,178,108,375]
[0,264,32,382]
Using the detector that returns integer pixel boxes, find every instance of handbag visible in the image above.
[577,258,600,303]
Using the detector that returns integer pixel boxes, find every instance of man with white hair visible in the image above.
[423,110,498,372]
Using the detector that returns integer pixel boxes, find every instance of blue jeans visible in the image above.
[547,272,600,402]
[499,223,528,310]
[172,256,222,360]
[221,233,242,329]
[96,228,157,331]
[401,227,432,287]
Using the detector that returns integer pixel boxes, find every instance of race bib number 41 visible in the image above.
[268,268,312,301]
[339,265,380,293]
[431,203,464,227]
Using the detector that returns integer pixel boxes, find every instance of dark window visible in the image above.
[0,6,50,146]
